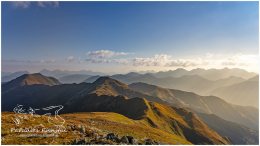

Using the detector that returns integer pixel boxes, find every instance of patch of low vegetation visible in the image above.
[1,112,191,145]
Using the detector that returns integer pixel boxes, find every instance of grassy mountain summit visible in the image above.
[2,112,192,145]
[2,73,61,93]
[4,73,60,87]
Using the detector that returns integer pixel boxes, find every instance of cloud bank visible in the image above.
[11,1,59,8]
[3,49,258,73]
[87,50,129,59]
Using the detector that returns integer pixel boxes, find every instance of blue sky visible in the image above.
[2,1,259,73]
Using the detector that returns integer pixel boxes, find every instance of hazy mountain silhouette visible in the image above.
[111,73,247,96]
[84,75,101,83]
[59,74,91,84]
[39,69,105,78]
[152,68,256,80]
[211,75,259,107]
[2,71,29,83]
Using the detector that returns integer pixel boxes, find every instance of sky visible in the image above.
[1,1,259,73]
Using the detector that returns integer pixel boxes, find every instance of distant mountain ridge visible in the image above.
[151,68,257,80]
[211,75,259,107]
[59,74,91,84]
[111,72,246,96]
[39,69,106,78]
[1,71,29,83]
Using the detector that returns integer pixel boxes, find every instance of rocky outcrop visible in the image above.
[66,124,159,145]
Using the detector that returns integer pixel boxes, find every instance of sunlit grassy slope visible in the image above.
[1,112,191,145]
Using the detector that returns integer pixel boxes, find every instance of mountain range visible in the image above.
[151,68,256,80]
[1,73,259,144]
[108,71,258,108]
[211,75,259,107]
[128,82,258,130]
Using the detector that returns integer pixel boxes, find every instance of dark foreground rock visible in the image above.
[68,131,160,145]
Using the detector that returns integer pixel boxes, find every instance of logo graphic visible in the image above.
[12,104,65,128]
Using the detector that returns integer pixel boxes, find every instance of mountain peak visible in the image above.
[93,76,128,88]
[3,73,61,88]
[126,72,141,76]
[93,76,113,83]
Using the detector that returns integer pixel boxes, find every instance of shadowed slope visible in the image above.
[198,113,258,144]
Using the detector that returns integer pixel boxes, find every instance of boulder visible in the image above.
[106,133,119,142]
[144,139,158,145]
[126,136,136,144]
[71,138,86,145]
[120,136,129,144]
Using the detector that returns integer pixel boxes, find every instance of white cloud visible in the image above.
[166,59,199,67]
[132,54,200,67]
[11,1,59,8]
[85,50,130,64]
[37,1,59,8]
[221,54,259,67]
[133,54,171,66]
[85,53,209,68]
[66,56,75,63]
[113,59,130,65]
[40,59,56,64]
[87,50,129,59]
[130,53,259,72]
[85,58,111,64]
[12,1,30,8]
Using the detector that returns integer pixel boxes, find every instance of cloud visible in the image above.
[85,50,130,64]
[3,59,56,64]
[40,59,56,64]
[66,56,75,63]
[2,59,39,63]
[85,53,203,67]
[11,1,59,8]
[113,59,130,65]
[12,1,31,8]
[87,50,129,59]
[85,58,111,64]
[133,54,171,66]
[166,59,199,67]
[132,54,200,67]
[221,54,258,67]
[37,1,59,8]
